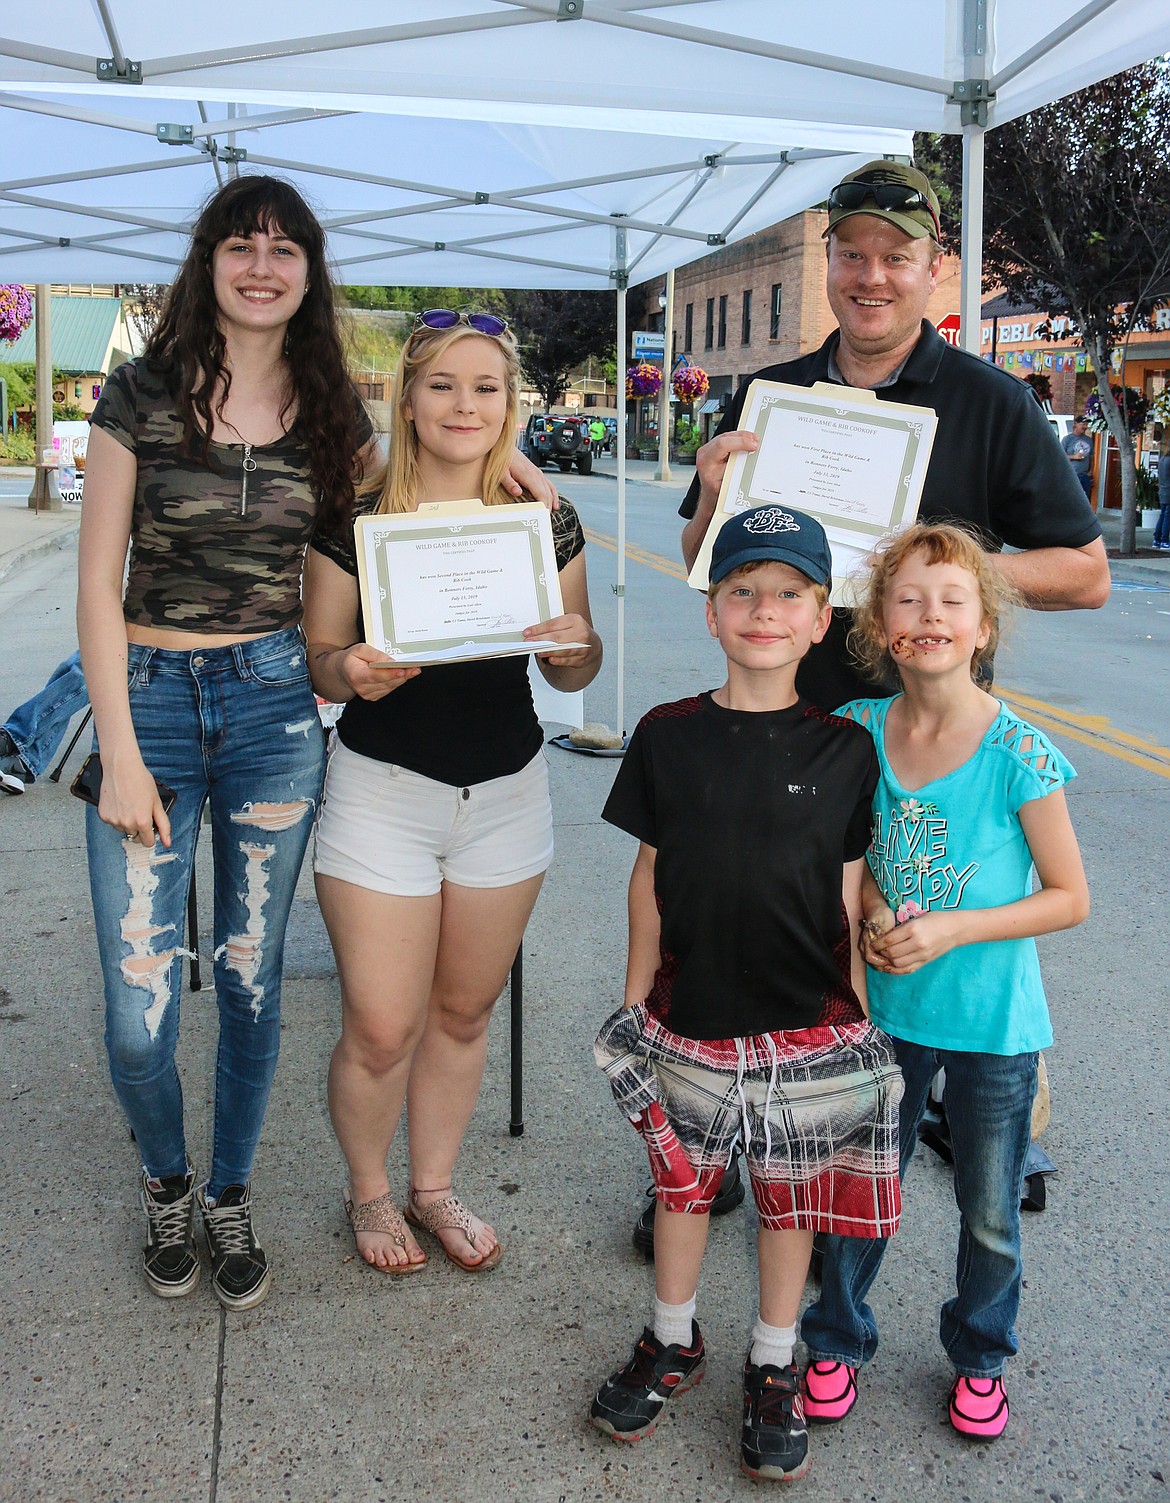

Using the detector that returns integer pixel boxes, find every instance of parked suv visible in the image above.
[521,414,593,475]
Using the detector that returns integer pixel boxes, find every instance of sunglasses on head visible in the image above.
[413,308,509,337]
[829,181,940,238]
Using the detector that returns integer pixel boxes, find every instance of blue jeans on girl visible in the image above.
[800,1038,1038,1379]
[86,629,325,1199]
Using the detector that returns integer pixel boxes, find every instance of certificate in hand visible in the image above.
[354,500,586,665]
[688,380,937,599]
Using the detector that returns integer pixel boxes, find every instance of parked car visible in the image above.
[520,413,593,474]
[1046,413,1077,442]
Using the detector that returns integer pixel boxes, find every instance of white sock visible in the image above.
[750,1316,796,1371]
[654,1294,697,1349]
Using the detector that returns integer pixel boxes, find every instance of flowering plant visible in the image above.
[0,284,33,344]
[625,362,662,400]
[672,364,709,402]
[1084,384,1149,435]
[1151,386,1170,425]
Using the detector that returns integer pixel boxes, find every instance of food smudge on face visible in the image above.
[891,631,915,658]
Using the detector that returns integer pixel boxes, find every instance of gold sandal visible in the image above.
[344,1190,427,1274]
[404,1188,503,1272]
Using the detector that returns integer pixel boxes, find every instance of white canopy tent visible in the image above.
[4,1,1169,335]
[3,0,1168,730]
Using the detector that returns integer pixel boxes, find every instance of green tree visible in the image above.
[0,363,88,422]
[0,361,34,410]
[504,290,615,408]
[919,62,1170,555]
[123,284,168,346]
[342,286,507,317]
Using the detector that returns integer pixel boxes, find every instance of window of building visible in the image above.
[770,284,783,340]
[717,294,728,348]
[684,302,693,352]
[741,290,752,345]
[705,297,714,349]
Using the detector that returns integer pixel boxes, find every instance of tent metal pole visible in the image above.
[959,124,986,356]
[615,238,629,740]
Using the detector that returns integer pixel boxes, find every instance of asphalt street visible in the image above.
[0,461,1167,1503]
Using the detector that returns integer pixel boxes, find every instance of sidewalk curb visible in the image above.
[0,521,80,585]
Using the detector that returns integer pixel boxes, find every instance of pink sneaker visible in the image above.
[948,1374,1009,1439]
[801,1361,857,1423]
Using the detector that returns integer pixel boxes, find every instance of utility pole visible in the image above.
[28,285,61,512]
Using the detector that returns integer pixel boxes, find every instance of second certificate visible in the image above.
[355,502,570,665]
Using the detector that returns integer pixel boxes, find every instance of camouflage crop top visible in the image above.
[91,358,370,634]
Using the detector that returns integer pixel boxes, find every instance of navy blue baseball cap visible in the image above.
[709,505,832,588]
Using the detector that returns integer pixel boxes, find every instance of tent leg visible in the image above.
[959,124,986,355]
[615,279,627,739]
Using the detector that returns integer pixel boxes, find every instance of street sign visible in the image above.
[631,329,665,361]
[937,313,961,346]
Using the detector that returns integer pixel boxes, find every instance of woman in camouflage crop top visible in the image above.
[78,176,371,1311]
[302,315,602,1274]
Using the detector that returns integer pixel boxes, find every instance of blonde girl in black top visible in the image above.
[303,313,602,1273]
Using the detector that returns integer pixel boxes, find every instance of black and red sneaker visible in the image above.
[741,1358,810,1481]
[590,1322,706,1441]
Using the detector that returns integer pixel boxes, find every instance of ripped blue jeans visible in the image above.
[86,629,325,1198]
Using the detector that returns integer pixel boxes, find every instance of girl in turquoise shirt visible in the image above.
[800,522,1089,1442]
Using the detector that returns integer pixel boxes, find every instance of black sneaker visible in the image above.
[141,1167,201,1298]
[741,1358,810,1481]
[632,1154,746,1257]
[591,1322,706,1441]
[198,1183,271,1311]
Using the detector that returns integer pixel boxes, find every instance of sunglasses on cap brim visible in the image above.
[413,308,509,337]
[828,182,940,239]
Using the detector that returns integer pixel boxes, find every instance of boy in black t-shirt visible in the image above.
[590,506,904,1483]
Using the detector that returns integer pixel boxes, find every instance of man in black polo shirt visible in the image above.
[680,159,1110,711]
[629,160,1111,1259]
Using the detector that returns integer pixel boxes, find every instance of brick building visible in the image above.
[628,208,961,425]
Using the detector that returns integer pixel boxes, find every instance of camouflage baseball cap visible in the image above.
[826,160,941,241]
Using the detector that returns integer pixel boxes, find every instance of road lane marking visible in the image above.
[583,526,688,582]
[584,525,1170,779]
[999,688,1170,780]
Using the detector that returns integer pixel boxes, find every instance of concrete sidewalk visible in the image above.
[0,467,82,584]
[0,474,1167,1503]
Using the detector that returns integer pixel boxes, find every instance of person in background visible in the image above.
[1060,416,1094,502]
[1153,435,1170,550]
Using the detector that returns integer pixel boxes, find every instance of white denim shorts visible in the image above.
[313,738,553,896]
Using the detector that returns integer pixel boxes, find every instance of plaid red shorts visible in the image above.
[594,1003,903,1236]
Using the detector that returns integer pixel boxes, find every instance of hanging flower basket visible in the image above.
[0,285,33,344]
[625,362,662,401]
[672,365,709,403]
[1084,384,1149,436]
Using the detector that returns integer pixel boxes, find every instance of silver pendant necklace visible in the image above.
[240,443,257,517]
